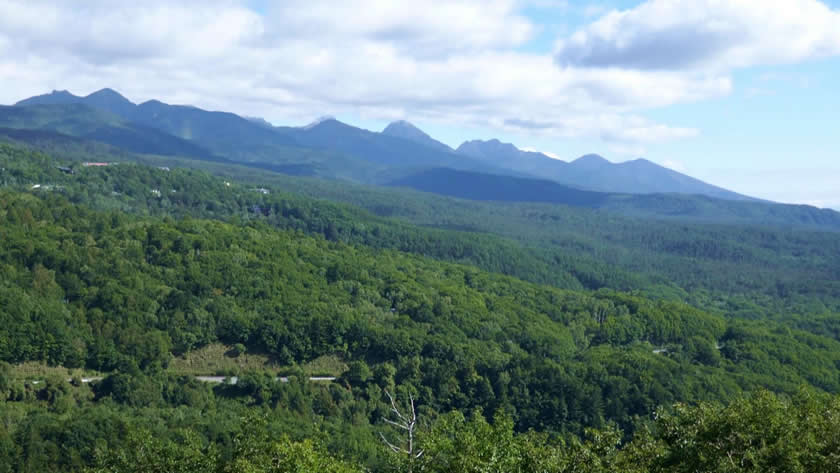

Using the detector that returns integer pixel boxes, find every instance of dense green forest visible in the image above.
[2,139,840,471]
[3,140,839,322]
[3,373,839,473]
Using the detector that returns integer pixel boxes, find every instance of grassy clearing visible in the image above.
[9,362,102,381]
[168,343,348,377]
[8,345,349,380]
[168,343,278,376]
[300,354,348,377]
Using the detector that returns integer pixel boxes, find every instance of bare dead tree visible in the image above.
[593,305,608,325]
[379,390,424,473]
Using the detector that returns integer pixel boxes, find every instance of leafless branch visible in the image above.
[380,432,405,453]
[380,390,424,473]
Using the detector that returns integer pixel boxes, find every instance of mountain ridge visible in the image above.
[382,120,453,152]
[14,88,757,202]
[457,139,758,201]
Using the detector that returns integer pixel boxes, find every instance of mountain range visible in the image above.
[13,87,838,230]
[382,120,453,153]
[456,140,757,201]
[12,88,760,201]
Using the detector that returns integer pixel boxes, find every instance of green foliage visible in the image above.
[1,185,840,442]
[225,434,363,473]
[4,139,840,326]
[636,390,840,473]
[85,429,217,473]
[1,140,840,472]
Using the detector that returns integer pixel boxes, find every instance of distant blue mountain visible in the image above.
[17,89,300,160]
[0,103,218,159]
[457,140,758,201]
[16,89,511,179]
[381,120,453,153]
[388,167,608,206]
[16,88,757,202]
[387,167,840,229]
[278,118,503,175]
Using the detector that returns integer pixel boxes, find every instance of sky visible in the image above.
[0,0,839,208]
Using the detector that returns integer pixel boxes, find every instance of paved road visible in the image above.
[30,375,336,385]
[30,377,103,385]
[195,375,336,384]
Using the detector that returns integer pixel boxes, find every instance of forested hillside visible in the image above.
[3,140,839,322]
[5,140,840,320]
[3,139,840,471]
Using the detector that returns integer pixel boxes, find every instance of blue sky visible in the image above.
[1,0,838,207]
[333,0,840,208]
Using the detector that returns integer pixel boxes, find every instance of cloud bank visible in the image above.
[0,0,838,145]
[555,0,840,70]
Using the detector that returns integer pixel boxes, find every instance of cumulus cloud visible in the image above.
[0,0,836,146]
[498,112,698,143]
[264,0,534,57]
[555,0,840,70]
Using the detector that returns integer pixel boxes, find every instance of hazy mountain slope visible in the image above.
[385,166,840,229]
[14,91,388,181]
[19,88,299,150]
[3,89,777,201]
[17,89,475,174]
[0,104,218,159]
[15,89,83,106]
[388,167,608,206]
[457,138,573,179]
[81,87,137,117]
[285,119,468,167]
[381,120,453,152]
[0,125,385,181]
[16,90,481,182]
[128,99,300,153]
[16,88,305,162]
[563,154,758,201]
[457,139,756,201]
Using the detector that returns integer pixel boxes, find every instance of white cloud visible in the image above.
[264,0,534,58]
[555,0,840,70]
[0,0,836,147]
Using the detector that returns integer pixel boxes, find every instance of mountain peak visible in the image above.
[573,154,609,164]
[457,139,526,159]
[455,140,568,182]
[570,154,611,169]
[245,116,274,128]
[302,115,337,130]
[14,88,137,119]
[87,87,120,97]
[15,89,82,106]
[382,120,452,152]
[84,89,135,118]
[86,88,132,103]
[384,119,418,130]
